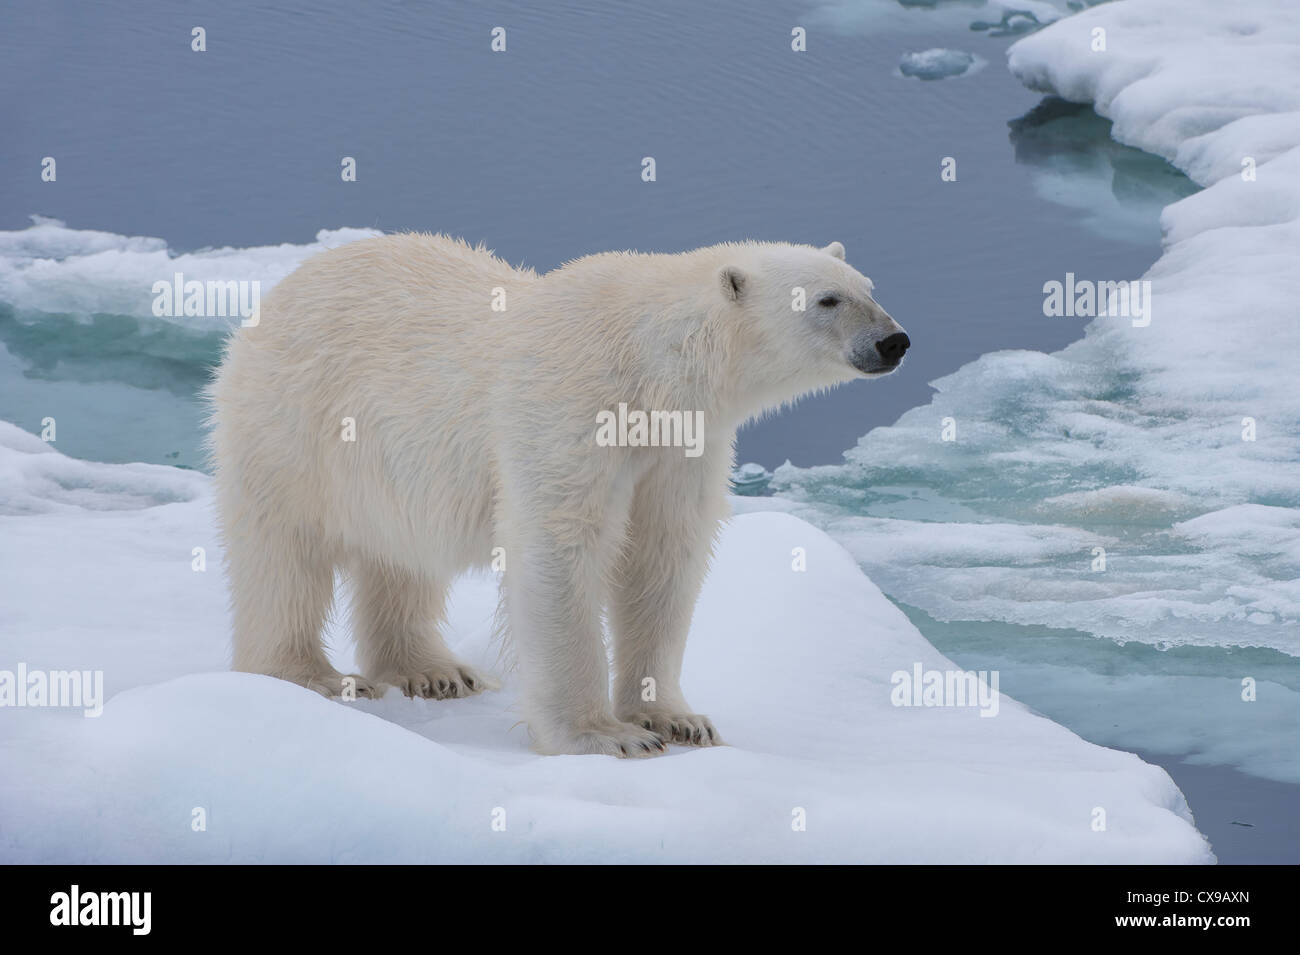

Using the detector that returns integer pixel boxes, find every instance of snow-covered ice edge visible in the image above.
[0,424,1211,862]
[767,0,1300,659]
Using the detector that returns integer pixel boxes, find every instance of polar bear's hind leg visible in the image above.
[226,521,379,699]
[350,556,496,699]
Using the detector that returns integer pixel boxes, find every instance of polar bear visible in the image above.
[209,235,908,757]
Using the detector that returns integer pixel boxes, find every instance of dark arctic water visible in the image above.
[0,0,1192,469]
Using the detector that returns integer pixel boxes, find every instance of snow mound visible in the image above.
[0,421,206,515]
[0,430,1211,862]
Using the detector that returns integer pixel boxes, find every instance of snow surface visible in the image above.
[0,425,1210,863]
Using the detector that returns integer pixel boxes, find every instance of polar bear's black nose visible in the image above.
[875,332,910,364]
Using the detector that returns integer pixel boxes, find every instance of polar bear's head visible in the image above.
[715,241,909,397]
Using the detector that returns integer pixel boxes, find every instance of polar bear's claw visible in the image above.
[390,663,497,701]
[626,712,723,747]
[561,722,668,758]
[620,736,668,757]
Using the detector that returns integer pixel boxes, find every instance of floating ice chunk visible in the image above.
[1037,486,1199,524]
[729,461,773,496]
[807,0,1061,36]
[0,216,167,261]
[898,48,981,80]
[971,9,1042,37]
[1174,505,1300,568]
[0,218,382,329]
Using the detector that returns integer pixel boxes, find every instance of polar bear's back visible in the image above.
[209,233,523,568]
[263,231,528,342]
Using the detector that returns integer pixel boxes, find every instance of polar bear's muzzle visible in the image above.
[850,330,911,375]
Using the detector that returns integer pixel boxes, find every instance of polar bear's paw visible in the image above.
[622,711,723,747]
[389,662,498,701]
[558,722,668,758]
[304,672,383,700]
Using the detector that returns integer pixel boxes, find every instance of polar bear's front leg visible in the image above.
[610,457,729,747]
[503,506,667,758]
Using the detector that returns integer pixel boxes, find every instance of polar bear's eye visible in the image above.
[818,295,840,308]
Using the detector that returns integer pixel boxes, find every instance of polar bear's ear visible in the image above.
[718,265,747,302]
[823,241,846,260]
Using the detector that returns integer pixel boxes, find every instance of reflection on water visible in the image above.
[1009,97,1199,243]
